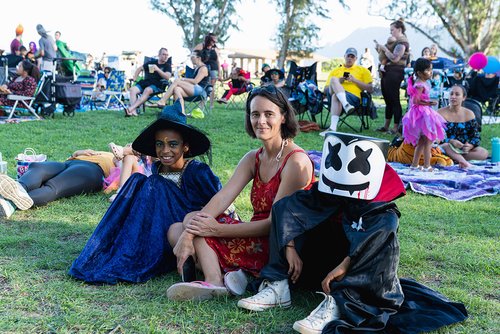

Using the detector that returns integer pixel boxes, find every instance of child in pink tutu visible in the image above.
[402,58,447,171]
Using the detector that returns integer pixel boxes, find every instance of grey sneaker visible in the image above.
[0,175,33,210]
[292,292,340,334]
[237,279,291,311]
[0,197,15,219]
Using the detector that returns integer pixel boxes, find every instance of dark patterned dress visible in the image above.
[205,148,314,276]
[443,119,481,147]
[0,76,37,106]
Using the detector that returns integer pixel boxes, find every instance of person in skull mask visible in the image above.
[237,132,468,334]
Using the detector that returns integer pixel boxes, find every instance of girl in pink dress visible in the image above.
[402,57,447,171]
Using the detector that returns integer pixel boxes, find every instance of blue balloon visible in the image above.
[483,56,500,74]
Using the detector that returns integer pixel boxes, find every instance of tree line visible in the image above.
[151,0,498,66]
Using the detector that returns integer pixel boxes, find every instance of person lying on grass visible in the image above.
[0,142,153,218]
[0,148,116,218]
[68,107,221,284]
[166,85,314,301]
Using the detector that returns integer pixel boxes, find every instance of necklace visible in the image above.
[159,160,189,187]
[275,139,289,170]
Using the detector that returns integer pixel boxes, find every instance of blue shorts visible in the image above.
[346,92,361,107]
[209,70,218,81]
[135,83,163,95]
[193,85,207,97]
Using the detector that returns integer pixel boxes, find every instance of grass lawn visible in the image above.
[0,100,498,333]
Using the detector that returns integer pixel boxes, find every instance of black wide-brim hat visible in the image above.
[265,68,285,80]
[132,101,210,158]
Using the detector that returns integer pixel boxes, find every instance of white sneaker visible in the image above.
[0,175,33,210]
[237,279,291,311]
[292,292,340,334]
[224,269,248,296]
[0,197,15,219]
[343,103,355,113]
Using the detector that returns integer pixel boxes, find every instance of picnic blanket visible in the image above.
[307,150,500,201]
[0,116,42,124]
[388,162,499,201]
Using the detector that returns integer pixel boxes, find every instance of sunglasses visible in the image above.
[104,71,110,74]
[250,84,280,96]
[249,85,290,107]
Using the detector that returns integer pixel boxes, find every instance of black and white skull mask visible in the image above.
[319,132,389,200]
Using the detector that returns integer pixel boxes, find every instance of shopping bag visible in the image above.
[15,148,47,179]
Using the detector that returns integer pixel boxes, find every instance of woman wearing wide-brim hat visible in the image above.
[69,104,222,284]
[263,68,285,88]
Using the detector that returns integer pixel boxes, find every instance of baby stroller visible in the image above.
[285,61,324,125]
[34,58,83,118]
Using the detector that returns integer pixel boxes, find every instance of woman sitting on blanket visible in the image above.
[166,85,315,301]
[156,50,210,114]
[0,60,40,113]
[68,109,222,284]
[437,84,488,168]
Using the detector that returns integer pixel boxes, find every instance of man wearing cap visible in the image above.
[324,47,373,132]
[36,24,57,72]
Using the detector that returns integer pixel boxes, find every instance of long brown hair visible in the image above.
[20,59,40,82]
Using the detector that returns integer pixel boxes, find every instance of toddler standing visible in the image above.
[402,57,447,171]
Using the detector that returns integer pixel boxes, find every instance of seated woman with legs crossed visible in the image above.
[166,85,315,301]
[156,50,210,115]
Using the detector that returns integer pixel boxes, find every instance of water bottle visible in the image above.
[491,137,500,163]
[0,152,7,174]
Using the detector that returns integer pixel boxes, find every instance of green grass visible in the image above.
[0,102,499,333]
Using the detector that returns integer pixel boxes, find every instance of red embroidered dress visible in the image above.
[205,147,314,275]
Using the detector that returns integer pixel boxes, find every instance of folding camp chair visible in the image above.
[284,61,325,124]
[183,65,212,116]
[102,70,127,110]
[322,90,375,133]
[1,72,47,120]
[0,55,23,85]
[75,70,97,110]
[224,70,254,109]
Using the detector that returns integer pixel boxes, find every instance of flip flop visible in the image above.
[167,281,228,301]
[108,142,124,160]
[376,126,388,132]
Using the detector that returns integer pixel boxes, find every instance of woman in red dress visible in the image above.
[167,86,315,301]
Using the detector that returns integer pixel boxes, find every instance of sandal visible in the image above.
[422,166,438,172]
[124,107,138,117]
[376,126,388,132]
[409,165,422,171]
[108,142,124,160]
[166,281,229,301]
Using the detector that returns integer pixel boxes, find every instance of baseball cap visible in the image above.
[345,48,357,57]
